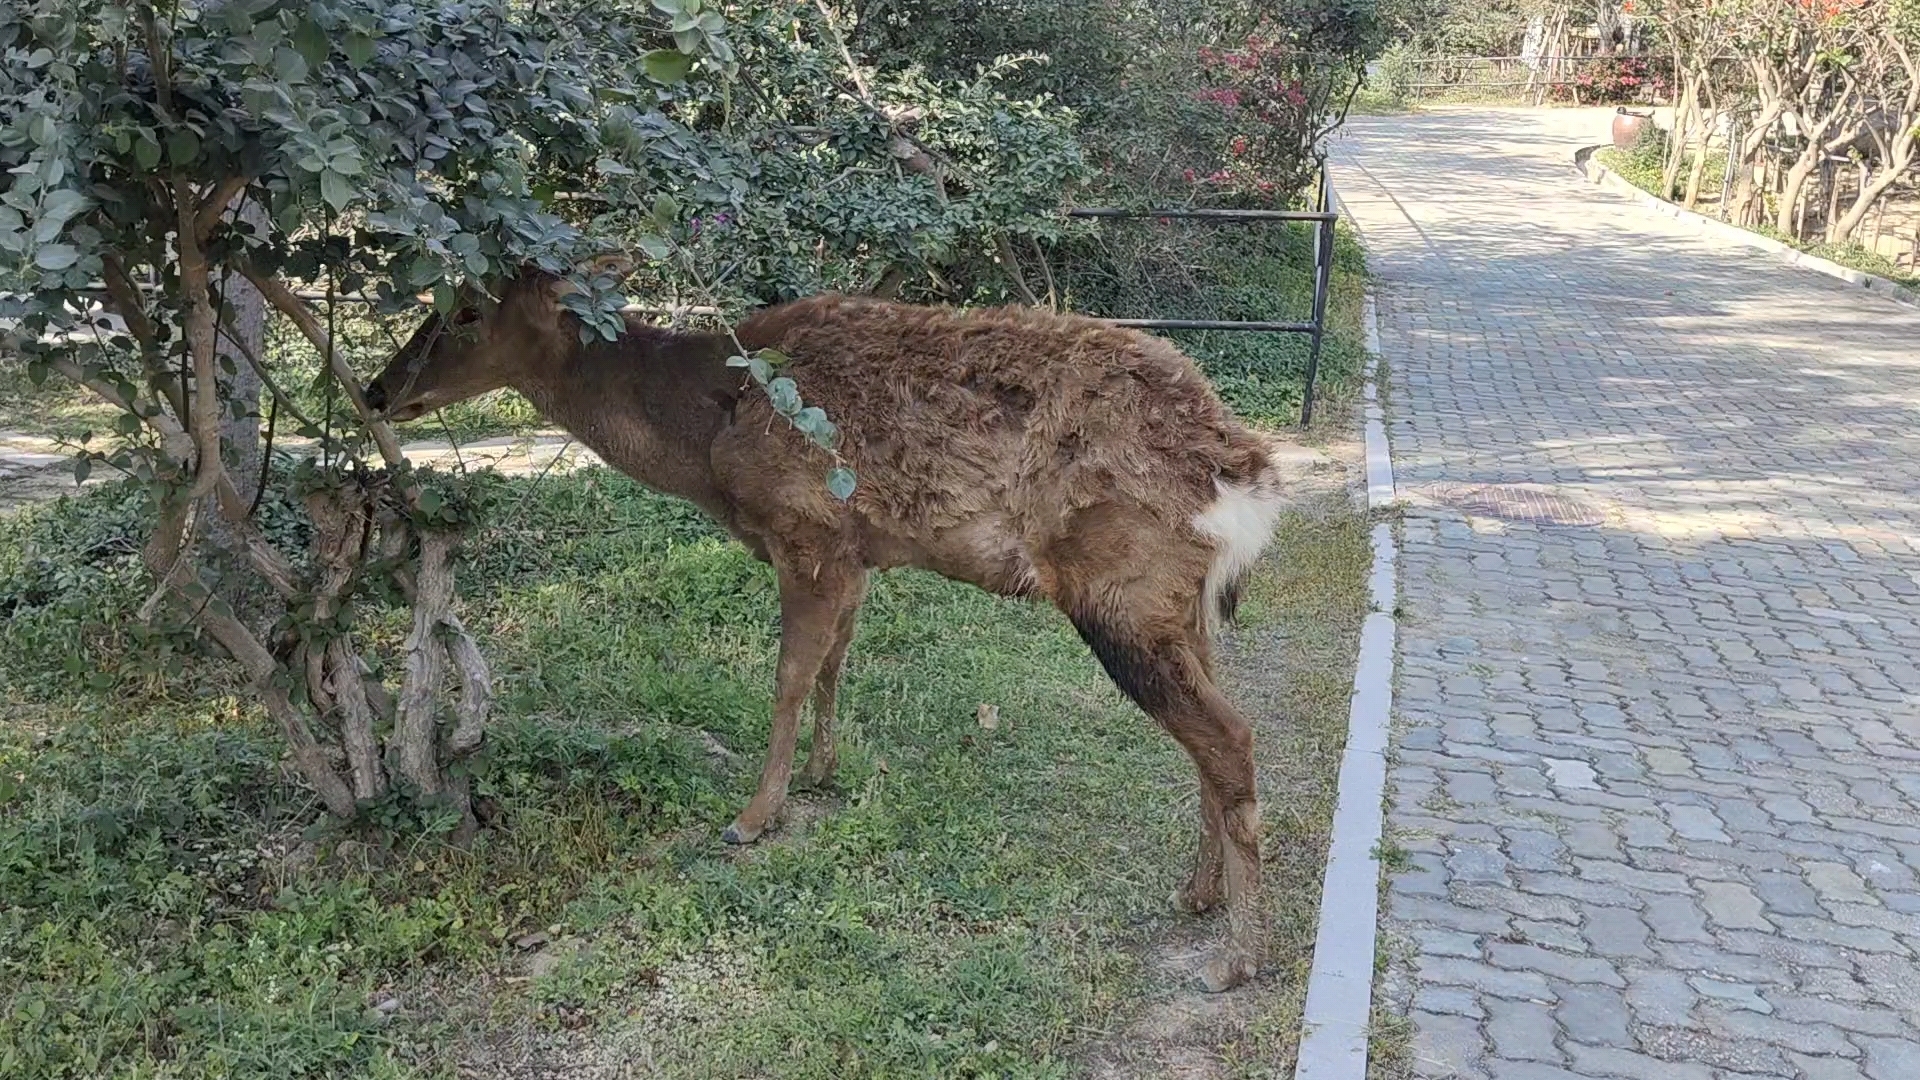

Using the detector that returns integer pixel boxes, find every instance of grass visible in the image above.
[1596,146,1920,295]
[0,466,1371,1079]
[1,212,1377,1078]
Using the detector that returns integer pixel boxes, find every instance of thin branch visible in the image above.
[136,494,197,622]
[174,182,224,501]
[811,0,871,101]
[53,353,303,596]
[213,314,333,447]
[243,267,408,469]
[98,254,188,421]
[196,599,359,818]
[48,355,195,461]
[1027,234,1057,310]
[993,233,1040,306]
[193,176,251,241]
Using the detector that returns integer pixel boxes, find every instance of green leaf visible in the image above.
[31,214,66,245]
[275,46,309,83]
[651,193,679,230]
[133,133,161,170]
[39,188,89,224]
[826,467,857,502]
[419,490,444,515]
[767,376,801,416]
[166,128,201,166]
[795,406,830,434]
[72,454,91,484]
[725,354,751,368]
[344,31,376,67]
[99,4,130,41]
[757,348,789,367]
[642,49,694,84]
[293,18,331,67]
[747,356,772,383]
[33,244,80,270]
[432,284,458,313]
[636,234,672,259]
[319,169,354,211]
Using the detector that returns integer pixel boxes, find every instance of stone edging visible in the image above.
[1573,144,1920,312]
[1293,291,1400,1080]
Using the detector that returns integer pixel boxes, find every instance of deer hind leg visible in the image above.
[1174,775,1227,914]
[1066,602,1264,993]
[800,569,869,789]
[723,553,865,845]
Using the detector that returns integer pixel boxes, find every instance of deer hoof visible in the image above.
[798,757,837,790]
[721,820,764,845]
[1199,950,1257,993]
[1171,878,1223,915]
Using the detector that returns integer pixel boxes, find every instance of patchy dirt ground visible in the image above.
[0,429,602,516]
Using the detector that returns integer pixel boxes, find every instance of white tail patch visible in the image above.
[1192,465,1287,636]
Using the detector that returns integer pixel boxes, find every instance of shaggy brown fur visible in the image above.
[366,260,1290,992]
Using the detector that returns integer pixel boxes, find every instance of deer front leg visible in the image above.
[800,570,868,789]
[723,559,861,845]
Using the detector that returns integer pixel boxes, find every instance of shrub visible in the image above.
[1556,55,1667,104]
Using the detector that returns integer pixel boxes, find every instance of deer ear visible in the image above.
[546,255,632,302]
[580,253,634,281]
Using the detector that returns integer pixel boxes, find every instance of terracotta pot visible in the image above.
[1611,108,1650,151]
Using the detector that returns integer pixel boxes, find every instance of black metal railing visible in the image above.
[1067,166,1339,425]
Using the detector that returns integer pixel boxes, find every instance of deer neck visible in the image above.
[514,321,740,516]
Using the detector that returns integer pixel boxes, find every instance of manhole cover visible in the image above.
[1423,483,1605,526]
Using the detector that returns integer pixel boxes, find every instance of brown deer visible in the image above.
[365,256,1292,991]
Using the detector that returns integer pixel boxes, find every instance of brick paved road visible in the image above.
[1337,108,1920,1080]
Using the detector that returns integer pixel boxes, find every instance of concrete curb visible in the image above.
[1294,291,1399,1080]
[1573,145,1920,312]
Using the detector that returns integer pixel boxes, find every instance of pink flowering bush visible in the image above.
[1176,0,1380,204]
[1554,56,1668,104]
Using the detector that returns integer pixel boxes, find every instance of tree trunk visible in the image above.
[1662,76,1699,199]
[217,204,266,505]
[1728,106,1781,226]
[1822,161,1843,242]
[1778,151,1821,237]
[1682,82,1717,209]
[1831,153,1915,244]
[1828,84,1919,243]
[198,197,272,629]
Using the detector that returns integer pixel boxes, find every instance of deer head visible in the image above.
[365,254,633,421]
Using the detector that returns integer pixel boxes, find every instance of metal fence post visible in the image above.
[1300,170,1336,427]
[1064,163,1341,430]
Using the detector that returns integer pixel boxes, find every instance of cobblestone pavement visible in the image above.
[1336,108,1920,1079]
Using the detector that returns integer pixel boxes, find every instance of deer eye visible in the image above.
[451,308,480,326]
